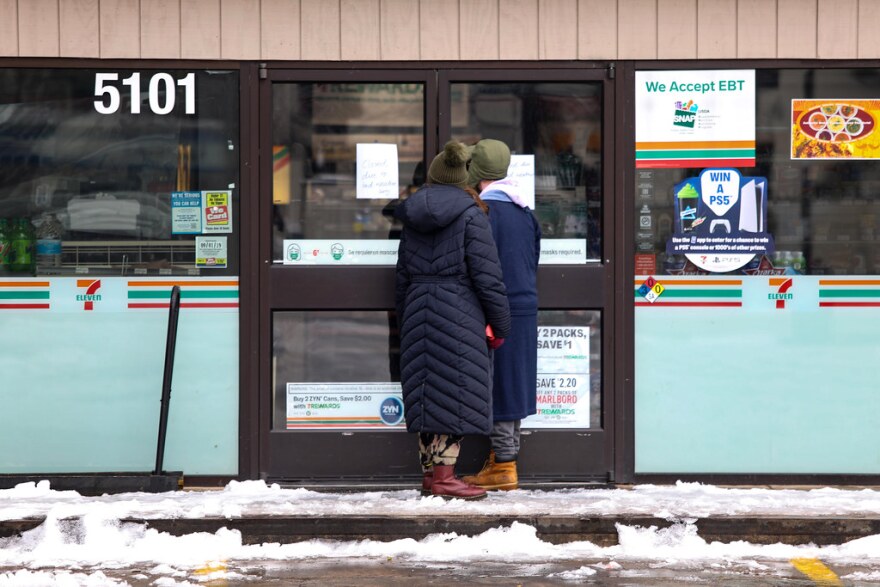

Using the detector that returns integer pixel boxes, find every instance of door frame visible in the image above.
[252,62,623,485]
[438,67,618,482]
[256,68,436,483]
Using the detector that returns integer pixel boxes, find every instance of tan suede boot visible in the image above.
[462,452,518,490]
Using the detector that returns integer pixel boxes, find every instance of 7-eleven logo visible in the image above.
[768,277,793,309]
[76,279,103,310]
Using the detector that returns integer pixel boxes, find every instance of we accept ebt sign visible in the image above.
[635,70,755,168]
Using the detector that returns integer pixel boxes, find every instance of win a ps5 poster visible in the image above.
[667,168,774,272]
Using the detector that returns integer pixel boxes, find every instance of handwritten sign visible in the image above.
[356,143,399,199]
[507,154,535,209]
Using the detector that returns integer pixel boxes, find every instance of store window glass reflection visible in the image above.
[636,69,880,276]
[270,83,425,263]
[451,82,603,262]
[0,69,240,276]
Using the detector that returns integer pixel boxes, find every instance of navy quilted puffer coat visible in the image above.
[394,184,511,435]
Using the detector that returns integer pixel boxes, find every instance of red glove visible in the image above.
[486,325,505,349]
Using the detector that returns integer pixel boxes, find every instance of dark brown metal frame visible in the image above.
[255,62,620,484]
[239,62,261,482]
[614,61,637,485]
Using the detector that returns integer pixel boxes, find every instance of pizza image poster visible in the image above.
[792,99,880,159]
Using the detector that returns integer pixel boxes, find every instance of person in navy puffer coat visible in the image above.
[462,139,541,493]
[394,141,511,500]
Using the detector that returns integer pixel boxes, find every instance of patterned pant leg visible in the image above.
[418,433,463,470]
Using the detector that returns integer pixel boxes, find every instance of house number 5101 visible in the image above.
[94,72,195,115]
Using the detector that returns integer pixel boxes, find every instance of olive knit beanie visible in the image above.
[467,139,511,186]
[427,141,470,189]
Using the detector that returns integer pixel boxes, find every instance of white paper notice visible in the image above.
[356,143,399,199]
[196,236,228,268]
[507,154,535,210]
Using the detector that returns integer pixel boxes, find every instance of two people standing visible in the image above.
[394,138,540,499]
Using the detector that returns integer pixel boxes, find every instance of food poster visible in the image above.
[636,70,756,168]
[202,190,233,233]
[286,383,405,429]
[666,168,775,273]
[792,100,880,159]
[523,326,591,429]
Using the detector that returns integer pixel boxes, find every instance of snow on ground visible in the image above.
[3,516,880,584]
[4,479,880,521]
[3,480,880,584]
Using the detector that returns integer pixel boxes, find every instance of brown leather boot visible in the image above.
[462,452,518,490]
[420,470,433,496]
[431,465,487,500]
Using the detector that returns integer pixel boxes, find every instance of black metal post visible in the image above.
[154,285,181,476]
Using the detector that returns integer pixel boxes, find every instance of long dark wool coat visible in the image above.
[486,198,541,421]
[394,184,511,435]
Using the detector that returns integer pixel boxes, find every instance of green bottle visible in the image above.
[9,219,35,274]
[0,219,9,272]
[677,183,700,232]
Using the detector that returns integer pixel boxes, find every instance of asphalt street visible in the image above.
[3,557,874,585]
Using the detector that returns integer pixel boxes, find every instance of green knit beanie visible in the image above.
[467,139,511,186]
[428,141,470,189]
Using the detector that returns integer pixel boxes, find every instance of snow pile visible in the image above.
[3,480,880,584]
[2,515,880,571]
[0,569,124,586]
[4,479,880,521]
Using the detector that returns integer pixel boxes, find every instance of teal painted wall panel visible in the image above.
[635,276,880,474]
[0,310,238,475]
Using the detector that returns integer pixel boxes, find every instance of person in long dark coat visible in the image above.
[462,139,541,491]
[394,141,511,500]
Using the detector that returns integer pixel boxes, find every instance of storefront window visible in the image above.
[451,82,603,263]
[635,69,880,277]
[0,68,240,475]
[271,83,425,265]
[634,68,880,475]
[0,68,240,276]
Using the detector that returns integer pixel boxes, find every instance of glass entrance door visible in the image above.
[440,70,615,482]
[260,67,615,484]
[259,70,433,483]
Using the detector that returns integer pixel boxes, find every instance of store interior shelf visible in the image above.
[38,240,200,276]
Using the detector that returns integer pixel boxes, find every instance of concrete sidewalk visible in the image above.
[4,486,880,547]
[122,513,880,546]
